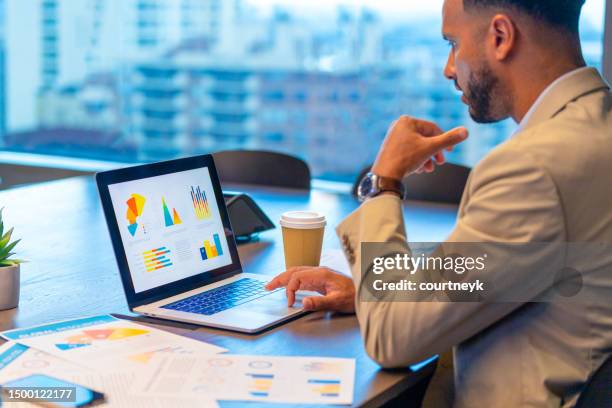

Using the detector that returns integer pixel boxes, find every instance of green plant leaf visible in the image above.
[0,207,5,241]
[0,227,14,248]
[0,239,20,260]
[0,259,24,265]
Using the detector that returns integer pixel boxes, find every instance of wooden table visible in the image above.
[0,176,458,407]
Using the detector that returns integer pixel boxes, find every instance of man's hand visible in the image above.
[265,267,356,313]
[372,116,469,180]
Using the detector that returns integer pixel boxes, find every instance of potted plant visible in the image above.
[0,208,23,310]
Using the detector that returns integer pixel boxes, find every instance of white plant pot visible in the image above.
[0,264,20,310]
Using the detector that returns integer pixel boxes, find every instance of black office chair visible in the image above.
[212,150,311,190]
[351,163,471,204]
[575,354,612,408]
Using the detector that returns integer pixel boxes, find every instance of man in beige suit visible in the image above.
[267,0,612,406]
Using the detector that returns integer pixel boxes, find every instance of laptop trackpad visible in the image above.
[233,290,301,316]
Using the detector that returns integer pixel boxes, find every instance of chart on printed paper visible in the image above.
[131,354,355,405]
[1,315,226,372]
[0,342,218,408]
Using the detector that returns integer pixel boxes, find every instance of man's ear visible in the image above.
[488,14,516,61]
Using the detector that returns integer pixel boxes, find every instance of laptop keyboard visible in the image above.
[161,278,281,316]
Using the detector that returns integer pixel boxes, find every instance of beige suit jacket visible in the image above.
[336,68,612,407]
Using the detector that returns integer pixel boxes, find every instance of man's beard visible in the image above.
[463,63,508,124]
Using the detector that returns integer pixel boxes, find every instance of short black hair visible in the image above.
[463,0,586,34]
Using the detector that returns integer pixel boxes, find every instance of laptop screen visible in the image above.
[107,167,233,293]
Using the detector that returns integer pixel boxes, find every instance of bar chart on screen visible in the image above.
[162,197,183,227]
[142,247,174,272]
[191,185,212,220]
[200,233,224,261]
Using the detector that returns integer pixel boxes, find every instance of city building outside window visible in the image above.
[0,0,607,181]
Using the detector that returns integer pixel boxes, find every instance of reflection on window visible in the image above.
[0,0,606,181]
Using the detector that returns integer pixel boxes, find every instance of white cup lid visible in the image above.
[280,211,327,229]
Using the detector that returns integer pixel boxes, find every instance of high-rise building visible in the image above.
[40,0,58,90]
[5,2,521,179]
[127,55,416,179]
[33,0,234,132]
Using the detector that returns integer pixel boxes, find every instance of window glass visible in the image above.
[0,0,606,181]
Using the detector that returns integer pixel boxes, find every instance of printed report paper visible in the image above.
[0,342,218,408]
[132,353,356,405]
[1,315,226,372]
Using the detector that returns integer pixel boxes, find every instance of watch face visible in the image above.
[358,173,374,201]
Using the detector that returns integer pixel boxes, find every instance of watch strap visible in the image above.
[376,175,404,198]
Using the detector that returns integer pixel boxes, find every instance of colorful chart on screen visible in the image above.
[142,247,174,272]
[200,233,224,261]
[126,193,146,237]
[162,197,183,227]
[191,185,212,220]
[107,167,232,293]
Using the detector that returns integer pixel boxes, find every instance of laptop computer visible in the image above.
[96,154,307,333]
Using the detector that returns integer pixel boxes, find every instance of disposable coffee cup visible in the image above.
[280,211,327,269]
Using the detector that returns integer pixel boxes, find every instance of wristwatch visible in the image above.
[357,172,405,202]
